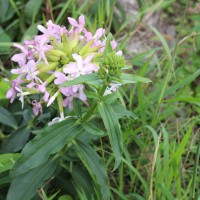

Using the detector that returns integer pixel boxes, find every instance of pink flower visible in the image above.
[54,72,68,85]
[35,37,52,64]
[11,60,42,84]
[68,15,85,33]
[6,79,22,103]
[63,96,74,109]
[62,85,86,109]
[37,20,67,42]
[84,28,105,47]
[64,54,98,77]
[11,43,29,66]
[32,100,43,116]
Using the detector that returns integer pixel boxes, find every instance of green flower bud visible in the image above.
[98,52,126,81]
[45,50,66,61]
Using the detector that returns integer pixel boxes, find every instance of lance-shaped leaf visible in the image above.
[97,102,123,169]
[0,107,17,129]
[82,121,104,136]
[11,118,81,177]
[1,126,31,153]
[7,158,57,200]
[121,73,151,84]
[74,140,110,200]
[60,73,102,87]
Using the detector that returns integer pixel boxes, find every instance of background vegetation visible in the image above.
[0,0,199,199]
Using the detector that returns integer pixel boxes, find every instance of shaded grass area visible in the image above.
[0,0,199,199]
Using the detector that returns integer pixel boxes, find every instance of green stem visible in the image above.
[57,93,64,119]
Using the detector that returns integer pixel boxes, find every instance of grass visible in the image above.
[0,0,200,199]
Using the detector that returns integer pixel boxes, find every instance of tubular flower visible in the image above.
[7,15,125,118]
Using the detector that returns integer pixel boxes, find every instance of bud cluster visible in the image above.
[6,15,125,119]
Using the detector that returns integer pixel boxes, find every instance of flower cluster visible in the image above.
[7,15,124,118]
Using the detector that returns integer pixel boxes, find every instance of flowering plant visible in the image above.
[5,15,150,200]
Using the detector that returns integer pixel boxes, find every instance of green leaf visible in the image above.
[0,171,12,186]
[167,97,200,106]
[0,27,11,52]
[58,195,73,200]
[102,92,119,104]
[98,102,123,169]
[84,90,100,100]
[24,0,42,23]
[82,121,104,136]
[11,118,81,177]
[111,187,129,200]
[121,156,149,196]
[112,103,138,120]
[72,98,82,118]
[0,0,14,23]
[74,140,110,200]
[0,107,17,129]
[103,33,112,56]
[121,73,151,84]
[7,158,57,200]
[149,25,172,61]
[60,74,102,87]
[21,23,38,42]
[41,190,60,200]
[156,183,175,200]
[1,126,31,153]
[71,165,96,199]
[0,79,10,100]
[0,153,20,174]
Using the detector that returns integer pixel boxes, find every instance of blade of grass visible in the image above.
[121,157,149,197]
[151,0,189,127]
[9,0,20,17]
[192,132,200,199]
[55,0,72,24]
